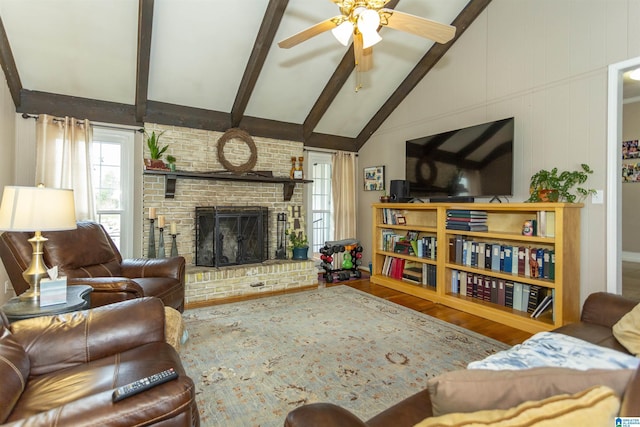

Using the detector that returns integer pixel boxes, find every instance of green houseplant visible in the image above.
[144,130,169,170]
[287,230,309,260]
[527,163,596,203]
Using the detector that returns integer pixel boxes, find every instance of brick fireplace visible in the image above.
[142,123,317,306]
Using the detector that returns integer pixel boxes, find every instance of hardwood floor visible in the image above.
[188,277,532,346]
[325,278,532,346]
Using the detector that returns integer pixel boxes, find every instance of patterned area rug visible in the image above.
[180,285,509,426]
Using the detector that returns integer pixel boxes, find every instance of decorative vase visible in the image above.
[290,156,297,179]
[538,189,559,202]
[292,246,308,260]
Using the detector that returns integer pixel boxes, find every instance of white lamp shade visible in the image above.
[0,186,77,231]
[360,29,382,49]
[331,20,354,46]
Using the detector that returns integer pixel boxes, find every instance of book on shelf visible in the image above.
[535,211,556,238]
[505,281,514,308]
[490,278,498,303]
[513,282,523,312]
[484,244,492,269]
[446,210,488,217]
[491,244,501,271]
[497,279,506,306]
[521,284,531,312]
[527,285,544,313]
[446,223,489,232]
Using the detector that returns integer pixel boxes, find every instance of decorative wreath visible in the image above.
[217,128,257,174]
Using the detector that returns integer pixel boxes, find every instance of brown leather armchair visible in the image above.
[0,221,186,312]
[0,297,199,426]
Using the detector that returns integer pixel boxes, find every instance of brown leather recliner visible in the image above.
[0,221,186,312]
[0,297,199,426]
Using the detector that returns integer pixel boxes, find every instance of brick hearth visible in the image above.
[184,260,317,306]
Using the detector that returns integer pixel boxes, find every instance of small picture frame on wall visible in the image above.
[623,140,640,159]
[364,166,385,191]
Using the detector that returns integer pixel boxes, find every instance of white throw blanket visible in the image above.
[468,332,640,371]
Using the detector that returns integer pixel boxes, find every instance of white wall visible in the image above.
[358,0,640,304]
[0,67,17,304]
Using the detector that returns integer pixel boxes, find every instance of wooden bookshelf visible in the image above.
[371,202,582,333]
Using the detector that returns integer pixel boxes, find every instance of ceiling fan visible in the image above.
[278,0,457,73]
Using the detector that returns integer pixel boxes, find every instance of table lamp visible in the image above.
[0,185,77,301]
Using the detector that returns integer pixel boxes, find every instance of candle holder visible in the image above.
[158,227,166,258]
[148,218,156,258]
[170,233,179,257]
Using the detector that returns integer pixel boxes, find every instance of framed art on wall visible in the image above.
[364,166,385,191]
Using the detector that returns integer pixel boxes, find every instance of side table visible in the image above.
[1,285,92,323]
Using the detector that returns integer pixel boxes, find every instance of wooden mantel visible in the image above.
[143,169,313,201]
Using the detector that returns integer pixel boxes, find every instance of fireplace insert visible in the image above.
[196,206,269,267]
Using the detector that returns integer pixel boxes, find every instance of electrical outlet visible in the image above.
[592,189,604,204]
[4,281,10,294]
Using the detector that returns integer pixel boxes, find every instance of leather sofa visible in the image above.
[0,297,199,426]
[285,292,640,426]
[0,221,186,312]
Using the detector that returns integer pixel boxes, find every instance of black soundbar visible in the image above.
[429,196,475,203]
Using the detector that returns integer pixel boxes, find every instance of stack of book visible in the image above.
[446,210,488,232]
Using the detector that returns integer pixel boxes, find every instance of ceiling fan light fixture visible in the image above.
[332,20,354,46]
[357,8,382,49]
[630,68,640,81]
[360,29,382,49]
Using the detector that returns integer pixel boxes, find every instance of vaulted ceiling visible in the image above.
[0,0,491,152]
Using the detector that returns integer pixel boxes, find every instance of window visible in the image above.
[91,127,135,257]
[306,151,333,256]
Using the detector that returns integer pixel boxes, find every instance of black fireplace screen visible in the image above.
[196,206,269,267]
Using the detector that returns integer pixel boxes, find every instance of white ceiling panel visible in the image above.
[0,0,138,105]
[315,0,470,138]
[148,0,270,112]
[244,0,348,125]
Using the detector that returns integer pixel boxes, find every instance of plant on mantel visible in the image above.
[526,163,596,203]
[287,230,308,248]
[144,130,169,170]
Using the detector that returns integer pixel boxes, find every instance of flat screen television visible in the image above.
[405,117,514,201]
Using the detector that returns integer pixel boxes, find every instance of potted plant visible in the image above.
[287,230,309,260]
[379,190,391,203]
[144,130,169,170]
[166,154,177,171]
[527,163,596,203]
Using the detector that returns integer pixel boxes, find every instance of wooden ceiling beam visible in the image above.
[354,0,492,150]
[231,0,290,128]
[18,90,139,126]
[135,0,154,122]
[0,15,22,108]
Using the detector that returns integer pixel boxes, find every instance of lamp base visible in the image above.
[20,231,48,301]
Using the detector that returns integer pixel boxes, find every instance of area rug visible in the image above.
[180,285,509,426]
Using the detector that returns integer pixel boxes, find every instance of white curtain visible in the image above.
[35,114,95,221]
[331,151,357,240]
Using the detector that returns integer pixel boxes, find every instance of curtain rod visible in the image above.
[21,113,144,133]
[304,147,358,156]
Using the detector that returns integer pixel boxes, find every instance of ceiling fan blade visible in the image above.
[382,9,456,44]
[353,33,373,72]
[278,18,340,49]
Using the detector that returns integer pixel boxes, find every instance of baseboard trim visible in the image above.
[622,251,640,263]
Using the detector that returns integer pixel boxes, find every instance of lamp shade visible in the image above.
[0,186,77,232]
[332,20,354,46]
